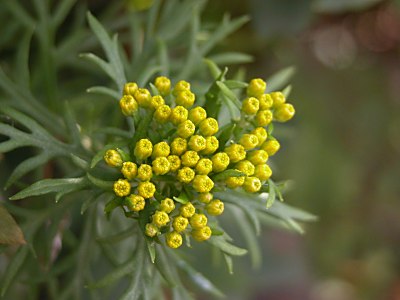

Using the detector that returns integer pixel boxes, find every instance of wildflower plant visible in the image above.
[0,1,316,299]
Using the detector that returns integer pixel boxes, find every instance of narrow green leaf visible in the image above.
[146,239,156,263]
[267,200,317,222]
[266,180,276,209]
[173,192,189,204]
[15,29,33,89]
[87,173,114,190]
[223,253,233,274]
[64,101,81,147]
[70,154,89,170]
[80,53,115,81]
[155,246,178,286]
[217,123,236,151]
[81,191,104,215]
[266,66,296,92]
[216,81,241,109]
[52,0,76,27]
[204,59,221,80]
[285,218,305,235]
[87,86,120,100]
[212,169,245,182]
[208,236,247,256]
[208,52,253,65]
[223,80,248,89]
[282,84,292,97]
[0,205,26,245]
[120,243,145,300]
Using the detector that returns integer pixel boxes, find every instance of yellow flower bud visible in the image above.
[259,94,273,110]
[173,80,190,96]
[134,88,151,107]
[201,136,219,155]
[224,144,246,163]
[256,109,273,126]
[170,105,188,125]
[150,95,165,110]
[180,202,195,218]
[160,198,175,213]
[152,141,170,158]
[188,106,207,125]
[199,118,219,136]
[125,194,145,212]
[243,176,262,193]
[251,127,268,146]
[192,226,212,242]
[145,223,159,237]
[195,158,213,175]
[181,150,200,167]
[192,175,214,193]
[211,152,230,173]
[171,137,187,156]
[226,175,245,189]
[188,135,206,152]
[242,97,259,115]
[173,216,189,232]
[166,231,183,249]
[175,90,195,107]
[167,155,181,172]
[270,91,286,107]
[152,157,171,175]
[247,78,266,98]
[123,82,138,96]
[198,192,213,204]
[134,139,153,160]
[104,149,123,167]
[154,76,171,96]
[137,164,153,181]
[113,179,131,197]
[119,95,138,116]
[247,150,269,165]
[152,210,170,227]
[137,181,156,198]
[177,120,195,139]
[177,167,195,183]
[236,160,255,176]
[239,134,259,150]
[254,164,272,181]
[121,162,137,180]
[274,103,295,122]
[261,139,280,156]
[190,213,208,229]
[206,199,224,216]
[154,104,171,123]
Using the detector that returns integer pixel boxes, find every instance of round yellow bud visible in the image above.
[256,109,273,126]
[177,167,195,183]
[180,202,195,218]
[175,90,195,107]
[254,164,272,181]
[270,91,286,107]
[201,136,219,155]
[274,103,295,122]
[171,137,187,156]
[145,223,158,237]
[211,152,230,173]
[199,118,219,136]
[166,231,183,249]
[152,141,170,158]
[190,213,208,229]
[181,150,200,167]
[160,198,175,213]
[226,175,245,189]
[236,160,255,176]
[242,97,259,115]
[192,226,212,242]
[173,216,189,232]
[137,164,153,181]
[188,106,207,125]
[150,95,165,110]
[224,144,246,163]
[155,76,171,96]
[239,134,259,150]
[173,80,190,96]
[119,95,138,116]
[154,104,171,123]
[152,157,171,175]
[167,155,181,172]
[152,210,170,227]
[259,94,273,110]
[247,150,269,165]
[195,158,213,175]
[261,139,280,156]
[113,179,131,197]
[252,127,268,146]
[206,199,224,216]
[134,88,151,107]
[134,139,153,160]
[137,181,156,198]
[121,162,137,180]
[177,120,195,138]
[243,176,262,193]
[125,194,145,212]
[192,175,214,193]
[247,78,266,98]
[104,149,123,167]
[170,105,188,125]
[198,192,213,204]
[123,82,138,96]
[188,135,206,152]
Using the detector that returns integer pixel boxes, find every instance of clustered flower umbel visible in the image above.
[103,76,295,249]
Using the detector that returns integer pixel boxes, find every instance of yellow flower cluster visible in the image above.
[103,76,294,249]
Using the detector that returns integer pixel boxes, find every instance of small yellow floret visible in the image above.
[180,202,196,218]
[192,175,214,193]
[211,152,230,173]
[202,136,219,155]
[224,144,246,163]
[177,120,195,138]
[113,179,131,197]
[188,107,207,125]
[188,135,206,152]
[274,103,295,122]
[236,160,255,176]
[171,137,187,156]
[137,181,156,198]
[166,231,183,249]
[160,198,175,213]
[198,192,213,204]
[259,94,273,110]
[152,141,170,158]
[192,226,212,242]
[125,194,145,212]
[243,176,262,193]
[119,95,138,116]
[254,164,272,181]
[225,174,245,188]
[177,167,195,183]
[173,80,190,96]
[137,164,153,181]
[242,97,260,115]
[152,157,171,175]
[170,106,188,125]
[167,155,181,172]
[104,149,123,167]
[123,82,138,96]
[256,109,273,126]
[190,213,208,229]
[121,162,137,180]
[175,90,195,107]
[154,104,171,123]
[252,127,268,146]
[134,139,153,160]
[155,76,171,96]
[199,118,219,136]
[145,223,158,237]
[270,91,286,107]
[206,199,224,216]
[247,150,269,165]
[261,139,280,156]
[181,151,200,167]
[152,210,170,227]
[134,88,151,107]
[239,134,259,150]
[247,78,266,97]
[195,158,213,175]
[150,95,165,110]
[173,216,189,232]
